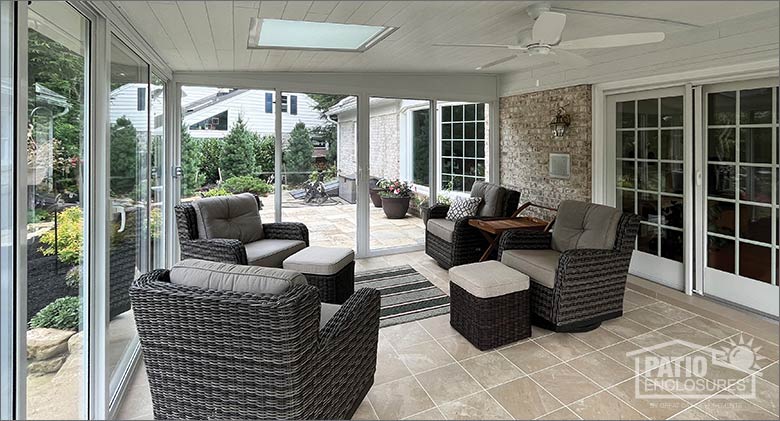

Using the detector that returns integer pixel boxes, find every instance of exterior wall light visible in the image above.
[549,106,571,138]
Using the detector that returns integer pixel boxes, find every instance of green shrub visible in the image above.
[110,116,139,197]
[220,117,257,179]
[199,137,224,185]
[181,126,204,196]
[202,187,230,197]
[222,176,273,196]
[30,296,81,331]
[254,135,275,175]
[39,206,83,265]
[65,266,81,289]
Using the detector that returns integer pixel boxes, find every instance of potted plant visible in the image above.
[378,179,413,219]
[368,178,383,208]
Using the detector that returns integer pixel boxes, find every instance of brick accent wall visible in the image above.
[337,113,401,180]
[499,84,592,219]
[338,121,357,176]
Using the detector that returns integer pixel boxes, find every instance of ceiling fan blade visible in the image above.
[432,43,515,49]
[532,11,566,44]
[476,55,518,70]
[557,32,665,49]
[550,49,590,68]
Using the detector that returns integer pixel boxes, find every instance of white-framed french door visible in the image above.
[697,78,779,317]
[607,87,689,290]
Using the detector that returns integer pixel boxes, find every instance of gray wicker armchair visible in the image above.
[130,267,380,420]
[497,200,640,332]
[424,181,520,269]
[175,193,309,267]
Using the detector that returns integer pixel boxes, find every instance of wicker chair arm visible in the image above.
[319,288,380,342]
[555,248,633,289]
[180,238,248,265]
[427,204,450,219]
[497,230,552,258]
[263,222,310,246]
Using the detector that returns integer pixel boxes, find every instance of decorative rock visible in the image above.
[67,331,83,354]
[26,328,75,361]
[27,355,67,376]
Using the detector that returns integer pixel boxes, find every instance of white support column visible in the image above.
[356,94,370,257]
[274,90,283,223]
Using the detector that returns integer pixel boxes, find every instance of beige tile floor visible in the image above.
[117,252,780,420]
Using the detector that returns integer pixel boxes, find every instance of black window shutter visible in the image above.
[137,87,146,111]
[265,92,273,113]
[290,95,297,115]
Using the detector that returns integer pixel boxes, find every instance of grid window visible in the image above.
[441,103,486,191]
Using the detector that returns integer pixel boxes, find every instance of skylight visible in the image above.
[248,18,396,52]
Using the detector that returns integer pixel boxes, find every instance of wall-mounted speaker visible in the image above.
[549,153,571,179]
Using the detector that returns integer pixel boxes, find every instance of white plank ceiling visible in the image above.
[113,1,779,75]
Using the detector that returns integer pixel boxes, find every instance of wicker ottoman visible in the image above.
[449,261,531,350]
[283,246,355,304]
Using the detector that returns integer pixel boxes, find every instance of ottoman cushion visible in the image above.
[449,260,529,298]
[283,246,355,276]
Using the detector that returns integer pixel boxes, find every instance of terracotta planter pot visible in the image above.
[369,188,383,208]
[381,196,411,219]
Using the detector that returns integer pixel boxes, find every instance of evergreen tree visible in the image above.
[219,116,257,180]
[310,124,337,166]
[254,135,276,177]
[180,126,203,196]
[199,137,224,184]
[110,117,139,197]
[283,122,313,185]
[307,94,348,112]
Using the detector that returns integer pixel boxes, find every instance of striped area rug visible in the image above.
[355,264,450,328]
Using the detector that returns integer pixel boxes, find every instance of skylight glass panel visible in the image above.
[248,18,395,52]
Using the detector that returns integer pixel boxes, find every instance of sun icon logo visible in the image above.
[716,334,768,373]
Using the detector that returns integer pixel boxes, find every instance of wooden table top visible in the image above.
[468,217,549,235]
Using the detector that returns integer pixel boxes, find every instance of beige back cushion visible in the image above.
[551,200,622,252]
[470,181,506,217]
[170,259,307,295]
[192,193,264,244]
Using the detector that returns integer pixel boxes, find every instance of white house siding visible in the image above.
[109,83,154,135]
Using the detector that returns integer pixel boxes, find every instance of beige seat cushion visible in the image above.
[169,259,307,295]
[449,261,529,298]
[283,246,354,276]
[192,193,264,244]
[320,303,341,329]
[427,218,456,243]
[245,239,307,268]
[551,200,621,252]
[501,249,561,289]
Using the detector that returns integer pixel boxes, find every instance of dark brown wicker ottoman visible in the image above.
[283,246,355,304]
[449,261,531,350]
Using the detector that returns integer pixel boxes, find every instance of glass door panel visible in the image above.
[609,88,686,290]
[702,81,778,316]
[108,35,148,396]
[25,3,89,418]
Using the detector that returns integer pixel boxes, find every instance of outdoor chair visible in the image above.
[130,259,380,420]
[423,181,520,269]
[497,200,640,332]
[175,193,309,267]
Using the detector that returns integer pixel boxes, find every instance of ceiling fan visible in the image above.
[433,3,666,70]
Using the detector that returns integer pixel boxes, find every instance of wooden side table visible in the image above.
[468,216,550,262]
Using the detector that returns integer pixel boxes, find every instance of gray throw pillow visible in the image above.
[446,197,482,221]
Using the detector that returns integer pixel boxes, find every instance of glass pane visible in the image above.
[464,159,476,176]
[150,74,165,269]
[739,204,772,244]
[739,166,772,203]
[453,176,463,191]
[616,101,635,128]
[442,141,452,156]
[707,164,736,199]
[411,109,430,186]
[476,142,485,158]
[739,242,771,283]
[637,161,658,191]
[453,105,463,121]
[617,160,635,188]
[707,128,735,162]
[661,229,683,262]
[740,88,772,124]
[442,105,451,122]
[620,189,635,213]
[618,131,635,158]
[637,98,658,128]
[465,122,475,139]
[739,128,772,164]
[637,130,658,159]
[661,130,683,161]
[464,177,475,192]
[477,103,485,120]
[477,122,485,139]
[109,35,148,397]
[453,158,463,175]
[638,192,659,223]
[442,158,452,173]
[476,160,485,177]
[708,236,735,273]
[660,96,683,127]
[708,91,736,125]
[660,195,683,228]
[708,200,735,236]
[464,104,476,121]
[26,3,88,418]
[660,163,684,195]
[452,122,463,139]
[464,141,475,158]
[441,123,451,140]
[453,140,463,156]
[638,223,658,255]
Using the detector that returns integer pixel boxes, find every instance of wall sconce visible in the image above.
[549,106,571,138]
